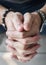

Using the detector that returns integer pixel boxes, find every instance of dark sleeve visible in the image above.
[0,0,10,8]
[44,0,46,2]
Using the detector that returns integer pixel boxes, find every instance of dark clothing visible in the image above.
[1,0,30,3]
[0,0,46,3]
[0,0,46,34]
[0,0,46,14]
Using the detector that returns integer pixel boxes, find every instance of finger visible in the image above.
[6,39,25,50]
[13,44,40,56]
[27,44,40,53]
[12,12,24,31]
[21,44,40,56]
[24,12,33,31]
[17,52,37,62]
[6,31,33,39]
[6,45,18,60]
[15,44,40,56]
[6,39,39,50]
[6,31,40,44]
[16,35,40,45]
[6,39,40,56]
[6,44,19,56]
[6,31,27,38]
[6,30,40,39]
[5,12,15,31]
[6,45,16,52]
[6,39,34,51]
[20,44,40,57]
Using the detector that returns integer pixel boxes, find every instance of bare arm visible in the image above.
[40,4,46,14]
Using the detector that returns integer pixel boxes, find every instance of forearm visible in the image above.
[0,5,8,25]
[40,4,46,14]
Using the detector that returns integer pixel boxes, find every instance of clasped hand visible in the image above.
[5,12,41,62]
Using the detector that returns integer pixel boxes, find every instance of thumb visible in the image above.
[24,13,33,31]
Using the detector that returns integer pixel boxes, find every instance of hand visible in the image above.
[6,34,40,62]
[5,11,41,62]
[5,12,24,31]
[5,12,41,38]
[23,12,41,35]
[6,30,40,43]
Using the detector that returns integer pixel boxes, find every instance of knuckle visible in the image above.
[20,32,25,38]
[15,12,22,17]
[15,13,23,21]
[24,12,30,16]
[24,12,32,19]
[6,12,15,22]
[23,39,28,45]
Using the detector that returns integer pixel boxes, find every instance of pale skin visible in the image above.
[0,4,46,62]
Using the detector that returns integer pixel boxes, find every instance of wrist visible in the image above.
[40,4,46,14]
[36,10,46,32]
[0,6,15,30]
[0,5,8,24]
